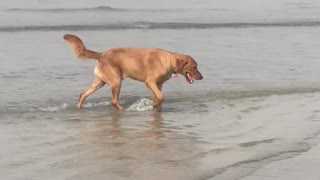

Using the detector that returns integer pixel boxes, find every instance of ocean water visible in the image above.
[1,0,320,179]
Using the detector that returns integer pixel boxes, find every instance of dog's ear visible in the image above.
[174,56,189,73]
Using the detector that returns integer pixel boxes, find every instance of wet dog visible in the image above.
[63,34,203,111]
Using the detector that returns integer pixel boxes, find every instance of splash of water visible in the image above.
[126,98,154,112]
[32,101,112,112]
[36,103,70,112]
[83,101,111,108]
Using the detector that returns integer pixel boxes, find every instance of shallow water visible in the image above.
[1,0,320,179]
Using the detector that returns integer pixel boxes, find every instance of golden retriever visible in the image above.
[63,34,203,111]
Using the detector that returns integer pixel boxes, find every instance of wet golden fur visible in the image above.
[63,34,203,111]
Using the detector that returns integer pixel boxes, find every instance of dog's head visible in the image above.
[174,55,203,84]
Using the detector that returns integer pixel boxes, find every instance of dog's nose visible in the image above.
[199,74,203,80]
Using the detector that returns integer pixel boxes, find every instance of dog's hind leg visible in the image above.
[110,79,123,111]
[78,77,105,109]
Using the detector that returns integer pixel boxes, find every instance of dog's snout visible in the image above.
[196,70,203,80]
[198,73,203,80]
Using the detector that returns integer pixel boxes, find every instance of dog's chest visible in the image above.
[158,72,172,82]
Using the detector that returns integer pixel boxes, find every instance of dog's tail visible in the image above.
[63,34,102,60]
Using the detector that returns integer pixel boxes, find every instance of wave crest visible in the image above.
[1,21,320,32]
[6,6,124,12]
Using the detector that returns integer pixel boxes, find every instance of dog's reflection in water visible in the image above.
[142,112,165,139]
[79,112,201,180]
[87,111,167,140]
[107,112,166,139]
[108,112,123,139]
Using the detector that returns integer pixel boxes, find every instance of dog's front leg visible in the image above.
[146,81,164,111]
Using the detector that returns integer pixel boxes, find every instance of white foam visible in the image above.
[31,99,152,112]
[83,101,111,108]
[126,98,154,112]
[32,100,113,112]
[36,103,69,112]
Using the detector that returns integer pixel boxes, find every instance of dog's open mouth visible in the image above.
[186,72,194,84]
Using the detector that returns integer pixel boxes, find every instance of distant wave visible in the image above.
[6,6,125,12]
[1,21,320,32]
[5,6,227,12]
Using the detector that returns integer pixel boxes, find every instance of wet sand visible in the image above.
[242,143,320,180]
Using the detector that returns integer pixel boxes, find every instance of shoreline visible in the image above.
[241,142,320,180]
